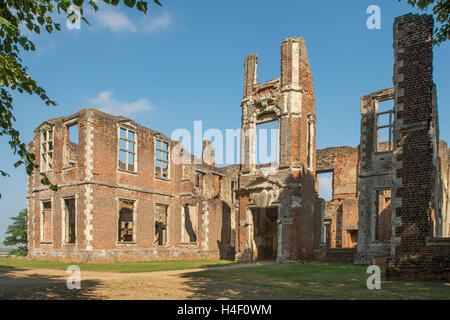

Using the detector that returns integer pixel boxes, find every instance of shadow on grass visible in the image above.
[178,263,450,300]
[0,266,105,300]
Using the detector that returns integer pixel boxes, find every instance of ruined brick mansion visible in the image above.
[27,14,450,280]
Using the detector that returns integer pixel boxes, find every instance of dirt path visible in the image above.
[0,262,273,300]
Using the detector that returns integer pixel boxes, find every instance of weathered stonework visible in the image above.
[385,14,450,281]
[27,109,239,262]
[235,37,322,263]
[26,14,449,280]
[316,146,359,250]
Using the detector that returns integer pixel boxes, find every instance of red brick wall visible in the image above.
[27,109,238,262]
[387,14,450,281]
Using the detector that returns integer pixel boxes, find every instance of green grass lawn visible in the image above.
[0,258,234,273]
[183,263,450,300]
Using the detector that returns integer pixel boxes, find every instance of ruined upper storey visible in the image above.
[242,37,314,122]
[240,37,316,171]
[27,108,235,198]
[26,108,240,262]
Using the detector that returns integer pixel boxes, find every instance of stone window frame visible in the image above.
[154,138,170,180]
[40,199,53,244]
[180,204,199,245]
[254,118,280,167]
[243,101,281,169]
[40,126,54,173]
[63,118,79,169]
[370,188,392,243]
[212,173,223,197]
[116,198,137,245]
[374,99,394,152]
[246,205,281,259]
[62,196,77,245]
[316,168,334,201]
[322,219,331,246]
[195,170,205,194]
[154,203,170,246]
[117,124,138,174]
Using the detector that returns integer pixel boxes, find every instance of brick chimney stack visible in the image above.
[202,139,216,167]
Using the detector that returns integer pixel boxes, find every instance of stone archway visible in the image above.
[240,176,283,261]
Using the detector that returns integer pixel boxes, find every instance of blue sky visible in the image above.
[0,0,449,244]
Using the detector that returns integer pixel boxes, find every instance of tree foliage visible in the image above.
[400,0,450,45]
[3,209,28,256]
[0,0,162,190]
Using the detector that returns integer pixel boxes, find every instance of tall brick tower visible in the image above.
[236,37,321,262]
[387,14,450,281]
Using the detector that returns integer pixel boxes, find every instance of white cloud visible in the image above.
[142,12,172,33]
[95,9,137,32]
[93,9,172,34]
[90,91,154,116]
[318,174,333,201]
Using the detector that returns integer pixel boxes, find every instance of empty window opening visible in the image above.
[323,219,331,247]
[68,123,79,144]
[40,129,53,172]
[65,122,79,166]
[155,204,168,246]
[345,230,358,248]
[376,100,393,152]
[318,172,333,201]
[182,205,198,243]
[155,139,169,179]
[119,127,136,172]
[195,171,203,193]
[256,121,278,165]
[118,200,134,242]
[375,189,392,243]
[231,180,237,204]
[251,208,278,260]
[64,198,76,244]
[41,200,52,242]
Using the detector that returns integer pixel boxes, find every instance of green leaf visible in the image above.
[137,1,148,14]
[124,0,137,8]
[58,0,71,12]
[153,0,162,6]
[46,25,53,33]
[111,0,120,6]
[18,37,27,47]
[0,16,12,27]
[91,2,99,11]
[81,17,90,25]
[14,160,23,168]
[37,16,45,25]
[73,0,85,7]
